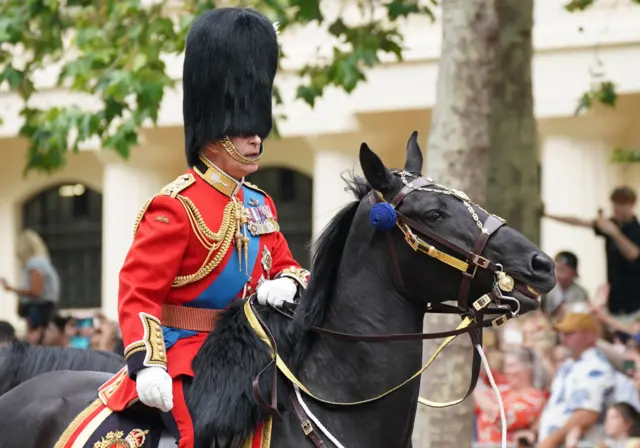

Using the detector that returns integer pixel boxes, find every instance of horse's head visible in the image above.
[358,131,556,322]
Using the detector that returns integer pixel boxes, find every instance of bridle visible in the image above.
[244,171,540,444]
[372,170,540,322]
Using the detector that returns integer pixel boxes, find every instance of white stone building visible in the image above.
[1,0,640,330]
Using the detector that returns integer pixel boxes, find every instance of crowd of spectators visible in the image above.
[473,186,640,447]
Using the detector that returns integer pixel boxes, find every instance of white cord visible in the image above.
[476,343,507,448]
[294,384,347,448]
[292,345,505,448]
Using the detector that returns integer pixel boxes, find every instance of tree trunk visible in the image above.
[485,0,540,245]
[412,0,538,446]
[413,1,499,447]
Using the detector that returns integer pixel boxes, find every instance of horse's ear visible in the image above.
[359,142,395,194]
[403,130,423,174]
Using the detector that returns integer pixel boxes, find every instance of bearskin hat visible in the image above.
[182,8,279,166]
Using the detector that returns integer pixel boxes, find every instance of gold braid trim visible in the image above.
[279,266,310,290]
[132,198,153,236]
[54,398,105,448]
[172,195,241,287]
[131,174,195,237]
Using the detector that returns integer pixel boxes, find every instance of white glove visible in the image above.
[136,366,173,412]
[257,278,297,308]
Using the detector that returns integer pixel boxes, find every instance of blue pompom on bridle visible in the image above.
[370,202,397,231]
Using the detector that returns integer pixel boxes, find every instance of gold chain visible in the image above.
[172,196,239,287]
[132,198,153,236]
[395,170,502,232]
[221,135,262,165]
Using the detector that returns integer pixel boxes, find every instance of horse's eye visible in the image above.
[425,210,444,222]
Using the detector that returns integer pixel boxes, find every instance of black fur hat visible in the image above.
[182,8,279,166]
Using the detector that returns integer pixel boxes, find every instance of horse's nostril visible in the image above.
[531,253,554,274]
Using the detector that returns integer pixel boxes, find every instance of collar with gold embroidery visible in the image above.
[194,155,242,198]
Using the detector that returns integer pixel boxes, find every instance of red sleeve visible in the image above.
[504,390,547,431]
[119,194,189,377]
[265,196,310,293]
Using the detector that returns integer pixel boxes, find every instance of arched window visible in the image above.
[21,183,103,309]
[246,167,312,268]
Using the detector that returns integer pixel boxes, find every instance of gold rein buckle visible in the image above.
[473,294,491,311]
[491,315,508,328]
[301,420,313,435]
[472,255,491,269]
[404,228,420,251]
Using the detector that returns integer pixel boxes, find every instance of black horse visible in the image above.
[0,340,124,396]
[0,134,556,448]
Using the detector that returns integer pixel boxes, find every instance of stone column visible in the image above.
[540,134,622,296]
[311,149,360,241]
[0,202,20,328]
[100,160,166,321]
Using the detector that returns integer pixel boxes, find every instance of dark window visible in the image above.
[246,168,312,268]
[22,183,103,309]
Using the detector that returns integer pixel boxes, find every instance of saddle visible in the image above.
[54,397,269,448]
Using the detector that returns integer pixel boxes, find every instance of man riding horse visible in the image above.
[96,8,309,447]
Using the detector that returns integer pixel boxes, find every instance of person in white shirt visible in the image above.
[538,313,617,448]
[543,251,589,320]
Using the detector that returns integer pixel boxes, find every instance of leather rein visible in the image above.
[245,173,540,430]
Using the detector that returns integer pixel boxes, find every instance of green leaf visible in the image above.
[296,85,323,107]
[0,65,24,90]
[564,0,596,12]
[595,81,617,107]
[132,53,148,72]
[574,92,592,115]
[104,119,138,159]
[385,0,421,20]
[611,147,640,164]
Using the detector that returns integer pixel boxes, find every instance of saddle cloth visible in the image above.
[54,398,273,448]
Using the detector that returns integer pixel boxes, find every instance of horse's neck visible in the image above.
[297,258,424,445]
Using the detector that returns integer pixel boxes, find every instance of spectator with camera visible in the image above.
[545,186,640,322]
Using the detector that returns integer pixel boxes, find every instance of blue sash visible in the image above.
[163,185,263,349]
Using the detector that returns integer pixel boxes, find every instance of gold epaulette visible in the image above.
[160,173,196,198]
[132,174,196,236]
[243,181,267,197]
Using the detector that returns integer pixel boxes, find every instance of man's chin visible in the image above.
[241,163,260,177]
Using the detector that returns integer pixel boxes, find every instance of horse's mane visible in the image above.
[296,172,370,327]
[188,172,372,446]
[0,340,124,396]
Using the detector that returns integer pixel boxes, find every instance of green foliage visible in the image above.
[611,148,640,164]
[564,0,596,12]
[574,81,618,115]
[567,0,639,163]
[0,0,436,174]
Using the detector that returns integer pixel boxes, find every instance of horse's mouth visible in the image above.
[510,287,540,315]
[504,278,553,316]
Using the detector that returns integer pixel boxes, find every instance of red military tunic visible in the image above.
[97,156,309,445]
